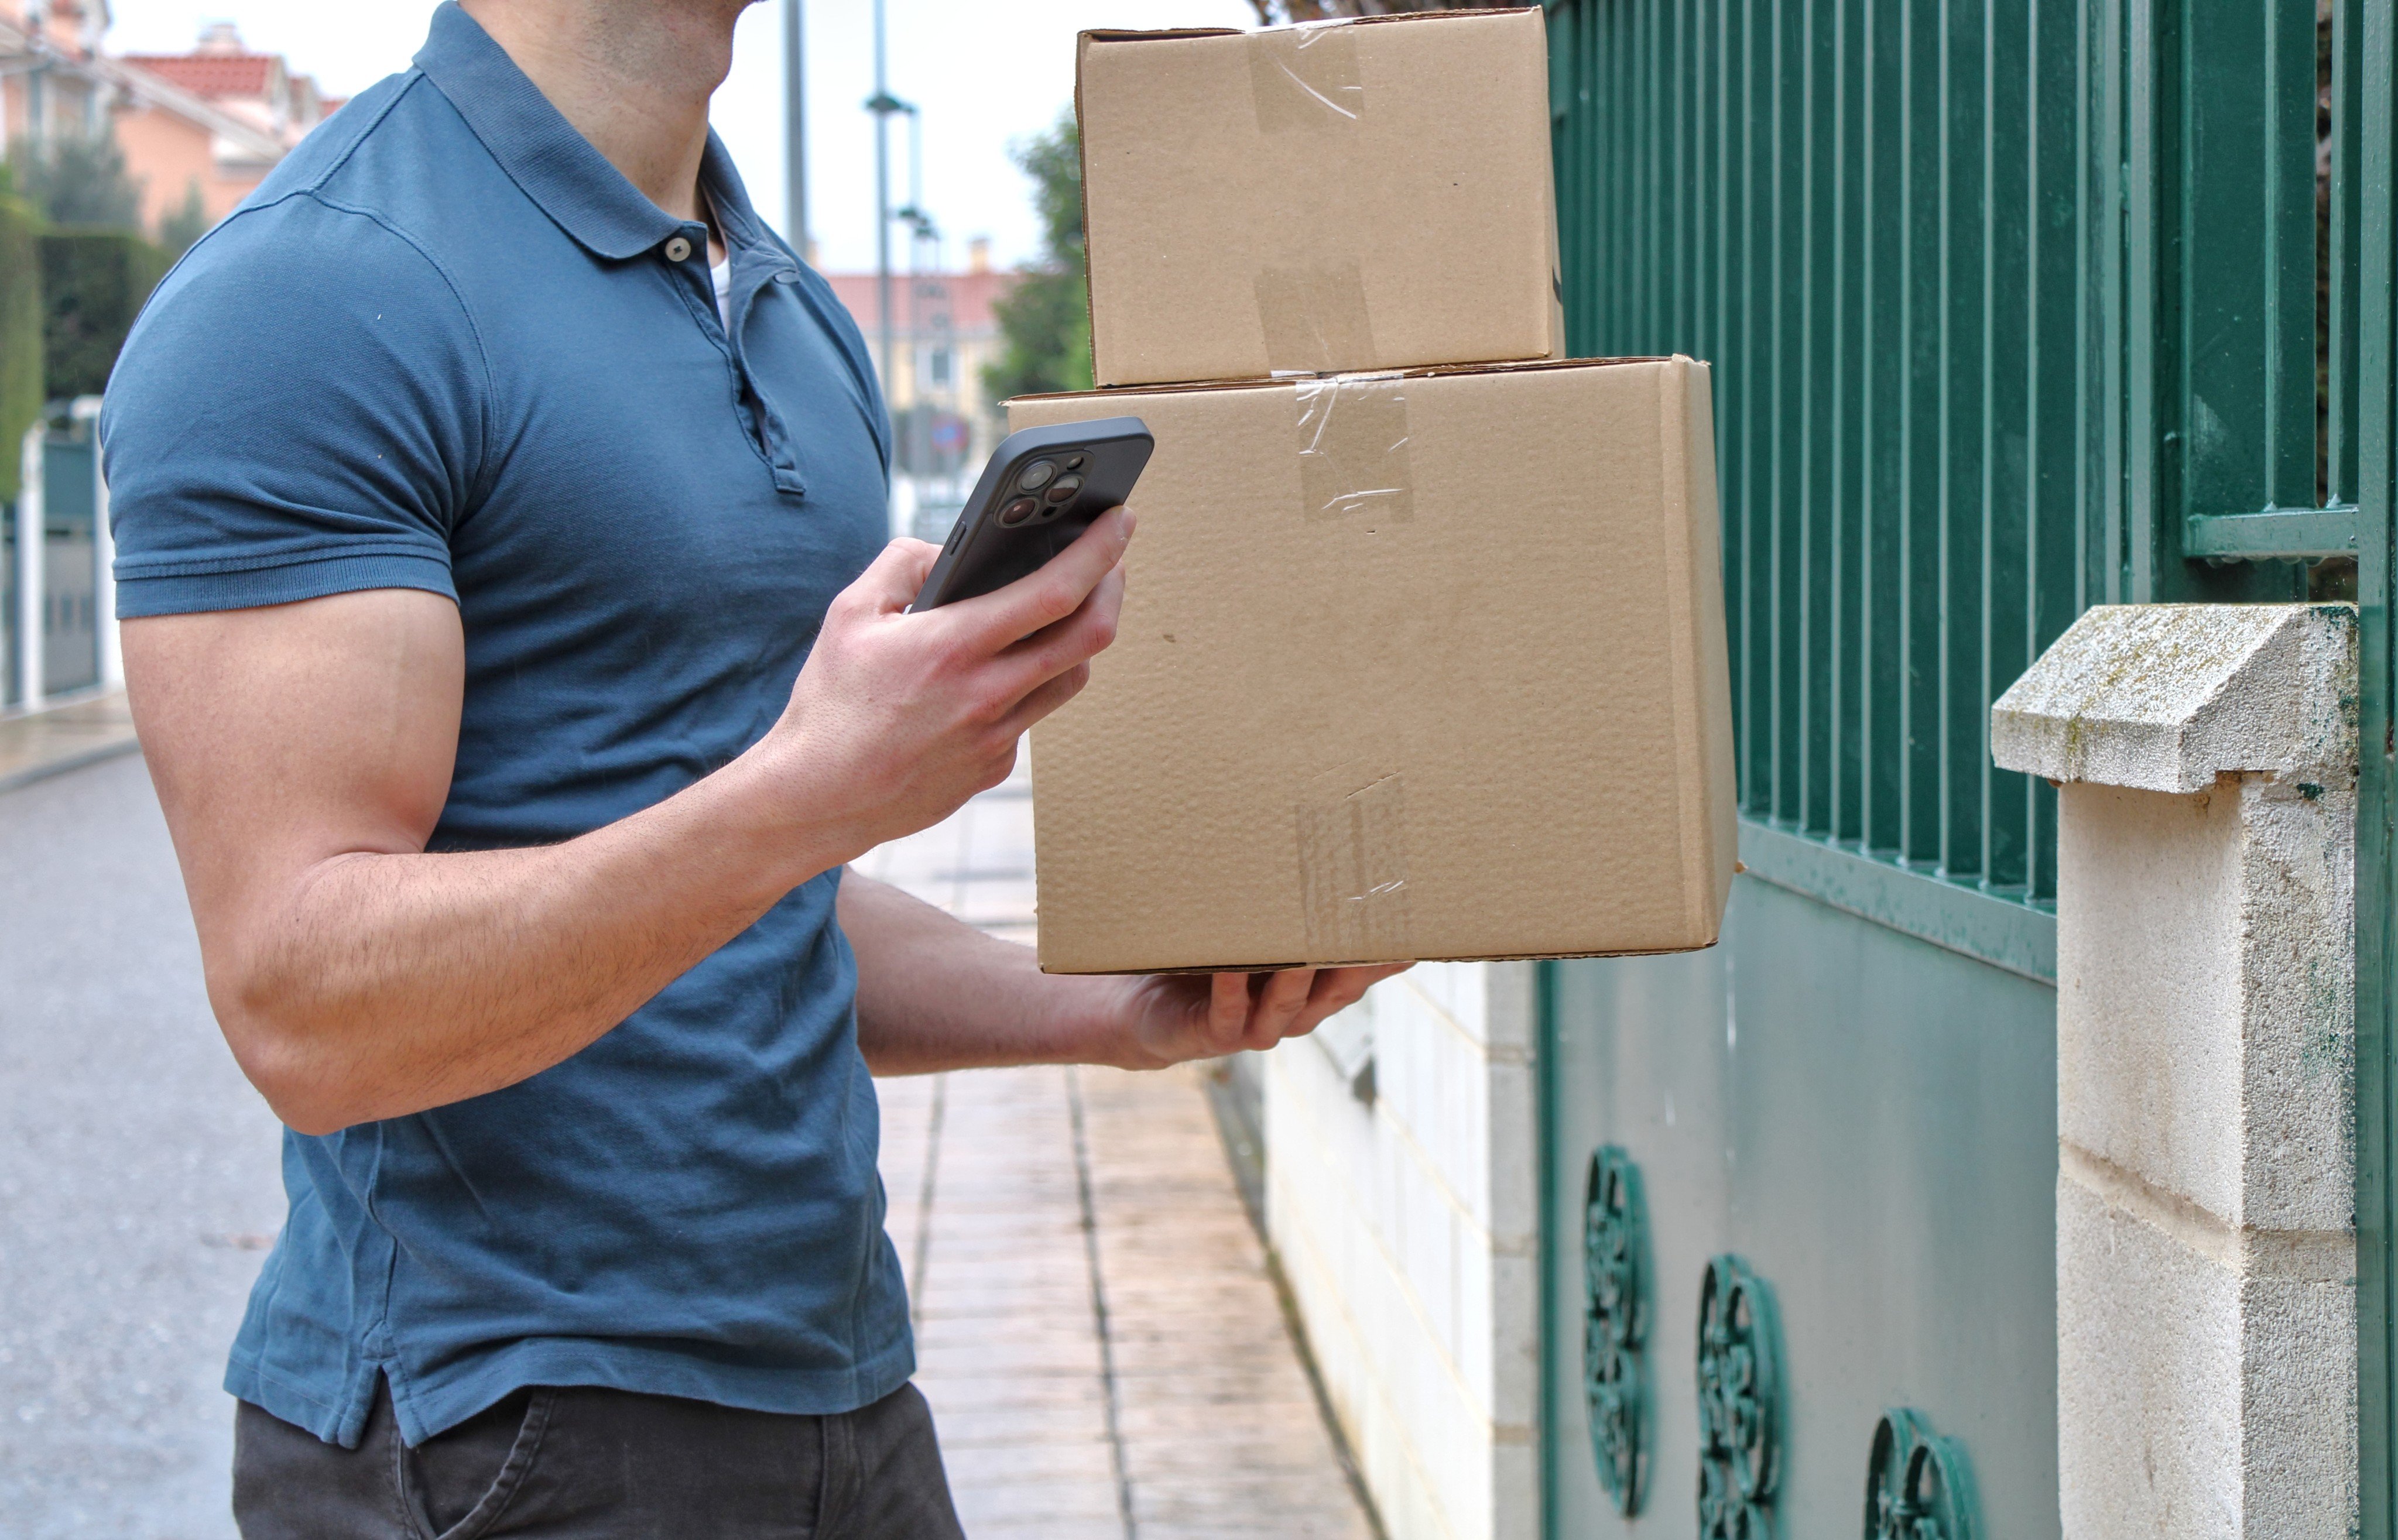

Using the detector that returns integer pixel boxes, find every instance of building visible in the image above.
[822,245,1014,541]
[0,0,109,145]
[0,5,326,239]
[118,24,340,232]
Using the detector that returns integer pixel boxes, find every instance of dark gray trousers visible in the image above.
[232,1381,967,1540]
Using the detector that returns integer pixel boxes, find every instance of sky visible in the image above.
[101,1,1259,274]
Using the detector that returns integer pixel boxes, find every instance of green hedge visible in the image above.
[39,228,167,402]
[0,187,39,502]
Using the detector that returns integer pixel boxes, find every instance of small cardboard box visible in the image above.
[1077,10,1565,389]
[1010,356,1736,975]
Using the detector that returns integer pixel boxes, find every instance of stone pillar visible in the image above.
[1992,603,2356,1539]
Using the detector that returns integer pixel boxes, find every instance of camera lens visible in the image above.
[1016,460,1057,491]
[1044,474,1084,504]
[999,496,1039,526]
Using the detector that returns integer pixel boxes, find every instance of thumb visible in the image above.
[848,538,943,616]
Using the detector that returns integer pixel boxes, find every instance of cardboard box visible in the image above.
[1010,356,1736,975]
[1077,11,1565,389]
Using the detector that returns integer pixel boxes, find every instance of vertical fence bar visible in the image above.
[15,423,42,711]
[1867,0,1906,855]
[2356,0,2397,1529]
[1985,0,2033,893]
[1834,0,1867,845]
[1802,0,1837,836]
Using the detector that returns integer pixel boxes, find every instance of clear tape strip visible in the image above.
[1246,22,1365,132]
[1247,23,1371,371]
[1297,768,1412,962]
[1293,372,1414,524]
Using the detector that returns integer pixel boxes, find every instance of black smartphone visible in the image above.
[909,418,1153,610]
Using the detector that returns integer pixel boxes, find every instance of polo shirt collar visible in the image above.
[413,1,686,261]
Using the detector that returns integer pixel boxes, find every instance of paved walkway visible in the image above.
[860,767,1377,1539]
[0,688,139,794]
[1,730,1373,1537]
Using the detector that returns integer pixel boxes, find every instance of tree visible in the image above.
[6,132,143,232]
[1246,0,1478,18]
[157,182,210,261]
[0,166,43,501]
[982,114,1092,404]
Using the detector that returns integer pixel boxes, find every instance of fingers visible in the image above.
[1206,970,1254,1046]
[1290,964,1411,1035]
[1200,962,1414,1056]
[1238,968,1318,1051]
[950,507,1135,649]
[995,661,1090,741]
[845,537,944,616]
[989,566,1122,730]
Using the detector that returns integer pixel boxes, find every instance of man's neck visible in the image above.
[457,0,744,228]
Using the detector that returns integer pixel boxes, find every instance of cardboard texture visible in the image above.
[1076,11,1565,389]
[1010,357,1737,975]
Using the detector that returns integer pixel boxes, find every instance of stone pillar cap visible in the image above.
[1991,603,2356,793]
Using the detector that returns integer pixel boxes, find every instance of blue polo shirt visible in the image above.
[101,4,909,1448]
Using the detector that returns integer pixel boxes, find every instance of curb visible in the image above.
[0,733,142,797]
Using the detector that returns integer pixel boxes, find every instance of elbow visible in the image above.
[209,965,368,1137]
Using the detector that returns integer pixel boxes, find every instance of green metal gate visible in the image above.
[1539,0,2393,1532]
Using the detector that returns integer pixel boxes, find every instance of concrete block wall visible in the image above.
[1263,961,1541,1540]
[1993,603,2358,1539]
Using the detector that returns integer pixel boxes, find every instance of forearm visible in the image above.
[839,873,1126,1075]
[225,751,844,1133]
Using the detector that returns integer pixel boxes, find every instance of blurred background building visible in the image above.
[824,243,1015,544]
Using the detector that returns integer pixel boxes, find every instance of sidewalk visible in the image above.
[0,690,139,794]
[858,767,1376,1539]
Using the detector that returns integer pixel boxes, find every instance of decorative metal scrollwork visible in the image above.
[1866,1409,1978,1540]
[1582,1147,1649,1514]
[1696,1254,1783,1539]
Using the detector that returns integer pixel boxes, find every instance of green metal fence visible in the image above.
[1545,0,2397,1529]
[1546,0,2335,911]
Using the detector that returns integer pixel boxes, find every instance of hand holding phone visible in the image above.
[910,418,1153,611]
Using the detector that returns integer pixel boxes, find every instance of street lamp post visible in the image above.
[866,0,916,522]
[782,0,806,258]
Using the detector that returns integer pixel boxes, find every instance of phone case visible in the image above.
[909,418,1154,610]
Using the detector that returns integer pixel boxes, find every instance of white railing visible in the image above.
[11,395,115,714]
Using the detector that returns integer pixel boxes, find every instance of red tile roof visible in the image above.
[121,53,276,100]
[823,269,1019,335]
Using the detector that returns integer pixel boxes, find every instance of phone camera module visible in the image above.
[1016,460,1057,492]
[1044,474,1084,504]
[998,496,1039,527]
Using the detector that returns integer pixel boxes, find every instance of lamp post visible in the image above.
[866,0,916,524]
[781,0,806,258]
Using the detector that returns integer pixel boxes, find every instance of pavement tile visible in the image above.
[861,787,1372,1540]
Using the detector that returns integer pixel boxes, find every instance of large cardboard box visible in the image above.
[1010,356,1736,975]
[1077,11,1565,389]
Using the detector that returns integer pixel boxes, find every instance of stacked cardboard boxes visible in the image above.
[1018,9,1736,976]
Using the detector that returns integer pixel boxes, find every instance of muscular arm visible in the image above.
[131,519,1130,1135]
[839,873,1407,1076]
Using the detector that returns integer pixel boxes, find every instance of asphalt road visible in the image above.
[0,753,283,1540]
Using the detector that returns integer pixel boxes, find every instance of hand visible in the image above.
[1098,965,1416,1069]
[753,507,1131,867]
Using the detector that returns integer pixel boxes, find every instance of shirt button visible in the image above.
[664,236,693,263]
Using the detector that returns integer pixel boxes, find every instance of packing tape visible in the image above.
[1293,373,1414,523]
[1296,769,1412,962]
[1246,22,1365,132]
[1247,24,1373,371]
[1255,265,1378,376]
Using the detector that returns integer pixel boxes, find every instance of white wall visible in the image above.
[1262,961,1540,1540]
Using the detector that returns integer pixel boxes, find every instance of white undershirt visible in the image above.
[710,256,732,332]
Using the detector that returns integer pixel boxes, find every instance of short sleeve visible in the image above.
[102,194,488,618]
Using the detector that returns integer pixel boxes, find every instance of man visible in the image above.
[102,2,1403,1534]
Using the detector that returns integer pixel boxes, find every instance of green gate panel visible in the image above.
[1543,882,2058,1538]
